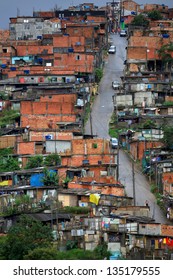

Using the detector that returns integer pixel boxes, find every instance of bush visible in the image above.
[150,184,157,194]
[95,68,103,83]
[143,120,156,129]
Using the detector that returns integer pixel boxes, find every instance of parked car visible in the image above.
[108,45,116,54]
[110,138,118,149]
[112,80,120,90]
[120,30,127,37]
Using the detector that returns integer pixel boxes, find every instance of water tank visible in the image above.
[45,134,53,140]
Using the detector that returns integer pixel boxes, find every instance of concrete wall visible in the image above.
[134,92,153,106]
[46,140,71,154]
[10,18,61,40]
[139,223,161,236]
[116,95,133,107]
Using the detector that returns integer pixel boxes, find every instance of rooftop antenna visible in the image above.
[17,8,20,17]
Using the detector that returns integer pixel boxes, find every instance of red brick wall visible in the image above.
[17,142,35,155]
[162,172,173,195]
[21,115,76,129]
[72,139,110,155]
[68,181,124,196]
[144,4,168,12]
[54,53,94,73]
[40,94,76,103]
[130,141,164,160]
[0,30,10,42]
[123,1,138,11]
[21,100,76,115]
[20,99,77,129]
[161,225,173,237]
[15,45,53,56]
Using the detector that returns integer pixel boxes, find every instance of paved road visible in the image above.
[85,34,170,224]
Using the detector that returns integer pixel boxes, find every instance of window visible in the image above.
[36,25,42,29]
[24,24,30,29]
[76,55,81,60]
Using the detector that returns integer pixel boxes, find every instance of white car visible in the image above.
[108,45,116,54]
[120,30,127,37]
[110,138,118,149]
[112,80,120,90]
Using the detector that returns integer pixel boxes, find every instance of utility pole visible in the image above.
[132,160,136,206]
[89,109,93,136]
[116,134,119,181]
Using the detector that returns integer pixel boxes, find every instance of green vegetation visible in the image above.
[0,91,8,100]
[0,215,53,260]
[66,240,78,250]
[108,113,126,138]
[41,168,59,186]
[163,101,173,106]
[157,43,173,65]
[23,247,59,260]
[0,156,20,172]
[62,176,72,188]
[163,126,173,149]
[150,184,158,194]
[2,194,33,217]
[0,147,13,156]
[131,14,149,27]
[0,109,20,128]
[147,10,163,20]
[95,68,103,83]
[0,236,7,260]
[25,242,110,260]
[0,215,110,260]
[25,154,61,169]
[25,155,43,169]
[44,154,61,166]
[142,119,157,129]
[24,246,110,260]
[93,143,98,148]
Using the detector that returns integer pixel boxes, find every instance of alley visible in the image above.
[85,33,169,224]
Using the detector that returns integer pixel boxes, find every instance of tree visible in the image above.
[14,194,31,212]
[163,126,173,150]
[0,109,20,128]
[0,156,20,172]
[24,247,58,260]
[131,14,149,27]
[42,168,59,186]
[95,68,103,83]
[44,153,61,166]
[157,43,173,71]
[147,10,162,20]
[25,155,43,169]
[24,247,109,260]
[143,119,157,129]
[0,236,7,260]
[93,242,111,259]
[3,215,53,260]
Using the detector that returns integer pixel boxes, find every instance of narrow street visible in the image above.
[85,34,169,224]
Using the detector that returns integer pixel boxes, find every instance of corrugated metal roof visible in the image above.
[26,212,71,222]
